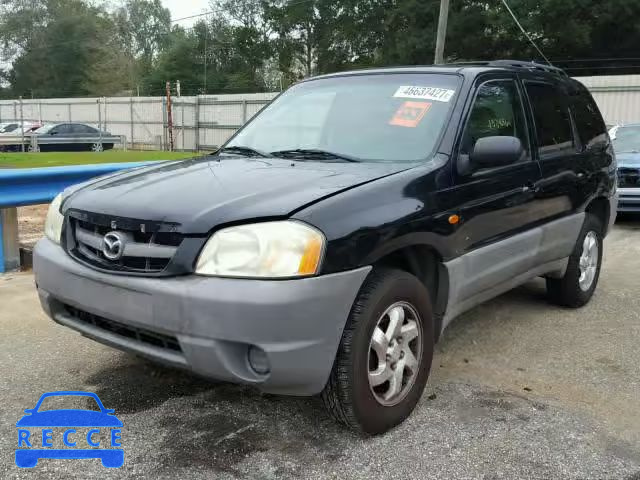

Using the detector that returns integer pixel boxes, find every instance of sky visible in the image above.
[161,0,211,27]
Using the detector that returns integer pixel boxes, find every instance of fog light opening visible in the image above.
[248,345,270,375]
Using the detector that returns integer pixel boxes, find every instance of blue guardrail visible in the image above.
[0,161,157,273]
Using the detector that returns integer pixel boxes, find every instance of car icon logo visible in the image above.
[15,391,124,468]
[102,231,126,260]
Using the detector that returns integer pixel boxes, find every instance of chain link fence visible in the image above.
[0,92,278,152]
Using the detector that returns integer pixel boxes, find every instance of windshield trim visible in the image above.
[220,72,464,164]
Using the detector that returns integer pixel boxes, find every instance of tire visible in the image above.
[546,214,604,307]
[321,268,434,435]
[91,142,104,152]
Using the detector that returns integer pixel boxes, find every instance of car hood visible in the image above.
[616,152,640,168]
[63,156,410,233]
[16,410,123,427]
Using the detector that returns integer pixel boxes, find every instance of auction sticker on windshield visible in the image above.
[393,86,455,102]
[389,101,432,128]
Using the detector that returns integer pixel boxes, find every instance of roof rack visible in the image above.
[487,60,568,76]
[439,59,567,76]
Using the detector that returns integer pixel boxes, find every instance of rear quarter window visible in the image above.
[570,92,607,148]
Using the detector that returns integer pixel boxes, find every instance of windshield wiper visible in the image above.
[218,145,268,157]
[270,148,361,163]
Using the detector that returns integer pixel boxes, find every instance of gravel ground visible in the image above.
[17,205,48,250]
[1,220,639,479]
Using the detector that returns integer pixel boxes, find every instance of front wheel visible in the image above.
[90,142,104,152]
[546,214,603,307]
[322,268,434,435]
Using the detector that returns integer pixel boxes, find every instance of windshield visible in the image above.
[613,126,640,153]
[0,123,19,133]
[227,74,461,162]
[36,395,101,412]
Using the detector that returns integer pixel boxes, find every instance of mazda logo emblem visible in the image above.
[102,231,126,260]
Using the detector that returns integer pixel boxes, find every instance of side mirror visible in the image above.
[470,136,524,169]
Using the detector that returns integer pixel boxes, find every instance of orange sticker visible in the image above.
[389,101,432,128]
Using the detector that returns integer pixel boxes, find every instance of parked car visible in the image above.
[0,121,42,135]
[28,123,114,152]
[34,60,617,435]
[0,122,43,151]
[611,124,640,212]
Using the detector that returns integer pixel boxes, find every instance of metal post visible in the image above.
[166,81,174,152]
[162,97,167,150]
[103,97,108,136]
[195,96,200,152]
[13,101,17,121]
[434,0,450,64]
[97,98,103,148]
[38,101,43,125]
[0,207,20,272]
[129,97,135,150]
[19,97,25,152]
[242,100,248,124]
[68,103,72,122]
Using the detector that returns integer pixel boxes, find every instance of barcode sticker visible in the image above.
[393,86,455,102]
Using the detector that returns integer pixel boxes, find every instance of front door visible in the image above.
[441,75,543,323]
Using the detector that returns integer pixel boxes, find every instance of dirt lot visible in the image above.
[1,220,639,479]
[17,205,48,249]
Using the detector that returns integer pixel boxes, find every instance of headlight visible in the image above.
[195,221,325,278]
[44,193,64,244]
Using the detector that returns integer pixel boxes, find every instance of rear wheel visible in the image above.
[546,214,603,307]
[322,268,434,435]
[91,142,104,152]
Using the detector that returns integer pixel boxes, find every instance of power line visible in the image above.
[170,0,316,23]
[499,0,551,65]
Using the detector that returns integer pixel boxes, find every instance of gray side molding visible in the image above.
[441,213,584,331]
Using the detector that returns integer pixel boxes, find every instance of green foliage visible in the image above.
[2,0,640,98]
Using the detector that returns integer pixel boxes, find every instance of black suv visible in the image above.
[34,60,617,435]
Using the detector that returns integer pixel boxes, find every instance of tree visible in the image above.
[115,0,171,70]
[5,0,131,97]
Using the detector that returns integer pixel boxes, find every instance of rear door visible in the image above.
[522,80,595,264]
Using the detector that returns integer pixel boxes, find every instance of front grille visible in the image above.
[64,304,182,352]
[618,168,640,188]
[66,214,183,274]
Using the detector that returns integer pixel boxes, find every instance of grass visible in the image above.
[0,150,197,169]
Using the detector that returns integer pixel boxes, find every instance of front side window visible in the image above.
[227,73,461,162]
[460,79,529,158]
[525,83,575,157]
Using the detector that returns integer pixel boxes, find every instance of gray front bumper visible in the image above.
[34,238,370,395]
[617,188,640,212]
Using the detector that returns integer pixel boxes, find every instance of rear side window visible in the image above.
[570,93,607,148]
[525,83,574,158]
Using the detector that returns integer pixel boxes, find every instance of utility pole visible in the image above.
[203,30,208,94]
[434,0,450,64]
[166,81,174,152]
[19,97,25,153]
